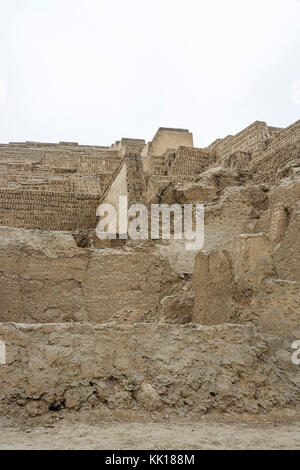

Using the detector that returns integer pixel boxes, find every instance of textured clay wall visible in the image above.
[98,162,127,234]
[192,232,300,338]
[150,129,194,156]
[0,322,298,416]
[0,147,120,194]
[251,120,300,183]
[0,142,122,231]
[99,152,146,225]
[0,189,99,231]
[145,147,215,201]
[0,227,180,323]
[100,162,127,207]
[207,121,271,161]
[167,147,216,177]
[142,128,194,172]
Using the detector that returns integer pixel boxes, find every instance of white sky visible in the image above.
[0,0,299,147]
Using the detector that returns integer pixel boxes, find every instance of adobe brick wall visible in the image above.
[207,121,271,160]
[0,142,122,230]
[0,189,99,231]
[99,152,147,233]
[0,121,298,231]
[251,120,300,183]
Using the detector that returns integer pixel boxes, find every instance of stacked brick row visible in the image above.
[0,142,123,231]
[207,121,275,162]
[0,189,98,231]
[0,122,298,232]
[144,147,215,201]
[167,147,216,177]
[251,120,300,183]
[149,155,167,175]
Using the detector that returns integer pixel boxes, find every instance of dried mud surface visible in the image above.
[0,410,299,450]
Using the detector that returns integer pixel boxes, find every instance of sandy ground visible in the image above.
[0,411,299,450]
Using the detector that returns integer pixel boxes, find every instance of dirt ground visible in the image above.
[0,409,299,450]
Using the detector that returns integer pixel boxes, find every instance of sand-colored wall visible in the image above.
[0,227,180,324]
[0,189,99,231]
[99,162,128,234]
[1,322,298,416]
[150,129,194,157]
[207,121,270,160]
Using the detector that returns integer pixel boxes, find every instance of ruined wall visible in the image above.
[150,128,193,156]
[0,227,181,324]
[192,233,300,337]
[0,142,121,230]
[0,189,99,231]
[99,152,147,233]
[0,322,298,416]
[205,120,299,184]
[98,162,127,234]
[0,120,298,232]
[145,147,216,201]
[251,120,300,183]
[110,138,145,152]
[167,147,215,177]
[142,128,194,173]
[0,122,299,420]
[207,121,272,161]
[0,160,112,194]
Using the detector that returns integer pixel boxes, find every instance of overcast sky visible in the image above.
[0,0,299,147]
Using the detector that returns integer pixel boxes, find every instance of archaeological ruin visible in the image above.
[0,120,299,417]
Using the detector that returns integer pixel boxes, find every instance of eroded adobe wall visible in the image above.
[0,322,298,416]
[150,128,194,157]
[98,161,127,233]
[145,147,216,202]
[192,233,300,337]
[99,152,147,232]
[142,128,194,174]
[208,121,300,183]
[0,142,120,184]
[251,120,300,183]
[0,189,99,231]
[0,227,182,324]
[166,147,216,177]
[207,121,272,161]
[0,142,121,230]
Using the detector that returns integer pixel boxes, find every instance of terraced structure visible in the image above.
[0,121,299,421]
